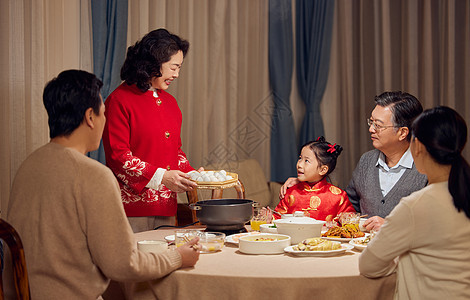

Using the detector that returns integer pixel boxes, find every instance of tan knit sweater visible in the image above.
[6,142,182,299]
[359,182,470,299]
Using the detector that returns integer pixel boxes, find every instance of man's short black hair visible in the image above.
[43,70,103,138]
[374,91,423,141]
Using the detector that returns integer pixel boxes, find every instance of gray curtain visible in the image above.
[88,0,128,163]
[269,0,298,182]
[296,0,335,145]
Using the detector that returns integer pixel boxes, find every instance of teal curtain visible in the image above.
[87,0,128,163]
[296,0,335,145]
[269,0,298,182]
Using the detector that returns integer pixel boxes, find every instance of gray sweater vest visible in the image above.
[346,149,428,218]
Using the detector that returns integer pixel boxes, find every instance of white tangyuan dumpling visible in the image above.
[209,175,218,182]
[219,170,227,176]
[189,172,199,181]
[226,175,233,180]
[201,174,211,181]
[215,173,224,181]
[206,171,214,176]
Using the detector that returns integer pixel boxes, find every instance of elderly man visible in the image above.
[6,70,200,299]
[345,91,427,231]
[280,91,427,232]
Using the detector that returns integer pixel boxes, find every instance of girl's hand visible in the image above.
[279,177,299,199]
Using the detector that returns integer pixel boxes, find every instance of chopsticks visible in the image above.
[183,236,200,251]
[359,214,368,218]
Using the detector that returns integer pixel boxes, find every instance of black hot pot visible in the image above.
[189,199,258,231]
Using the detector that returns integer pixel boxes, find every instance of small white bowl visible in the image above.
[274,217,326,244]
[239,233,291,254]
[259,223,278,234]
[137,240,168,253]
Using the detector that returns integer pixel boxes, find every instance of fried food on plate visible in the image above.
[322,223,365,238]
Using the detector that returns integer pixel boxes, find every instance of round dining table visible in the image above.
[105,225,396,300]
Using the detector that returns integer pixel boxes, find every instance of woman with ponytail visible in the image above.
[359,106,470,299]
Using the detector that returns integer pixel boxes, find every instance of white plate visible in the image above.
[284,244,354,256]
[349,237,369,251]
[321,231,369,242]
[321,236,354,242]
[164,235,175,242]
[225,232,261,244]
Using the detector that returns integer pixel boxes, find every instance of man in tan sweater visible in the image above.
[6,70,200,299]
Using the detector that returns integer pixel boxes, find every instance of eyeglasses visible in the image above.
[367,118,396,131]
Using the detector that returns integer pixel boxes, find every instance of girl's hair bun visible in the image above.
[331,144,343,157]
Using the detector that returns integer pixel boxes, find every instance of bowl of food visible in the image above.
[274,217,326,244]
[238,233,291,254]
[198,232,226,253]
[259,223,278,234]
[349,234,375,251]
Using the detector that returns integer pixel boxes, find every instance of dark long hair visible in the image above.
[412,106,470,219]
[120,28,189,92]
[300,136,343,177]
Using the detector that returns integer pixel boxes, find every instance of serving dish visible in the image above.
[349,236,374,251]
[238,233,291,255]
[284,244,353,257]
[259,223,278,234]
[322,231,370,242]
[188,170,238,187]
[225,232,261,244]
[321,235,354,242]
[274,217,326,244]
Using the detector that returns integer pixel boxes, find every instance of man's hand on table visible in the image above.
[363,216,385,232]
[279,177,299,199]
[162,170,198,192]
[176,237,200,268]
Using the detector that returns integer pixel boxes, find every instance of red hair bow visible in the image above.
[327,143,336,153]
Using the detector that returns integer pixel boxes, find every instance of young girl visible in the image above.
[275,137,355,221]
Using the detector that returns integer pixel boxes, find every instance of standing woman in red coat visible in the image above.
[103,29,200,232]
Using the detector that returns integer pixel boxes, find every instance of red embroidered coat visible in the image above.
[275,179,355,221]
[102,83,193,217]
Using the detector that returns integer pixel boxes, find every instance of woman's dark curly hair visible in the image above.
[300,136,343,177]
[121,28,189,92]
